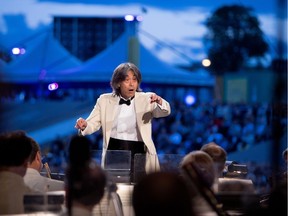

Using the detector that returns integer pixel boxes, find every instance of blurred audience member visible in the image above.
[180,150,215,189]
[200,142,234,193]
[0,130,36,214]
[200,142,227,178]
[246,173,287,216]
[132,171,194,216]
[65,160,107,216]
[64,135,107,216]
[201,142,256,194]
[180,150,224,216]
[24,136,64,192]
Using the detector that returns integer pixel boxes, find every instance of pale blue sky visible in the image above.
[0,0,286,66]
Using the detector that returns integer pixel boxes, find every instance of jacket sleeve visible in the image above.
[80,98,102,136]
[152,97,171,118]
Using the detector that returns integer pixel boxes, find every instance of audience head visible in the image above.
[200,142,227,178]
[180,150,215,189]
[0,130,33,176]
[65,161,107,210]
[27,137,43,172]
[67,135,92,167]
[132,171,194,216]
[65,135,107,214]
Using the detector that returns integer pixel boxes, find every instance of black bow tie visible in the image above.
[119,96,134,106]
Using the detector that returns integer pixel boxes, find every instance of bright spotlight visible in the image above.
[12,47,26,55]
[124,15,135,21]
[185,95,196,106]
[12,48,21,55]
[48,83,59,91]
[202,59,211,67]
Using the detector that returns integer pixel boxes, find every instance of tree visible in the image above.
[204,5,269,74]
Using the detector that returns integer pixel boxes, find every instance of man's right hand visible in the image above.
[75,118,87,130]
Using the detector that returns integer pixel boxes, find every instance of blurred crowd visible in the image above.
[153,101,275,154]
[1,88,287,198]
[40,99,287,195]
[1,130,286,215]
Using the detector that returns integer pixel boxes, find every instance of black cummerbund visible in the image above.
[108,137,145,155]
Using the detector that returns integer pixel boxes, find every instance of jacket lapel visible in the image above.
[105,95,118,145]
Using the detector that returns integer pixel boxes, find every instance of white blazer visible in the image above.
[24,168,64,192]
[80,91,171,172]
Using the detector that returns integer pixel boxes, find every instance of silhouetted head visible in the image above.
[180,150,215,188]
[132,171,194,216]
[65,135,106,214]
[200,142,227,178]
[0,130,33,167]
[65,161,106,207]
[67,135,92,167]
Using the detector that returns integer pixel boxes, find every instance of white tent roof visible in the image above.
[1,30,214,86]
[1,32,82,83]
[47,31,130,82]
[46,31,214,86]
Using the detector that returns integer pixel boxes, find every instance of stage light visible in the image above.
[202,58,211,67]
[124,15,135,21]
[48,83,59,91]
[12,47,26,55]
[12,48,20,55]
[136,15,143,22]
[185,94,196,106]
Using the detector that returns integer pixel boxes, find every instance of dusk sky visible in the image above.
[1,0,286,66]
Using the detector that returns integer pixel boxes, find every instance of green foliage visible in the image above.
[204,5,269,74]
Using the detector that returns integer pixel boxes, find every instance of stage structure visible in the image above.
[53,16,126,61]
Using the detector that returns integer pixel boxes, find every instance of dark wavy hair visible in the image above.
[0,130,33,166]
[110,62,142,96]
